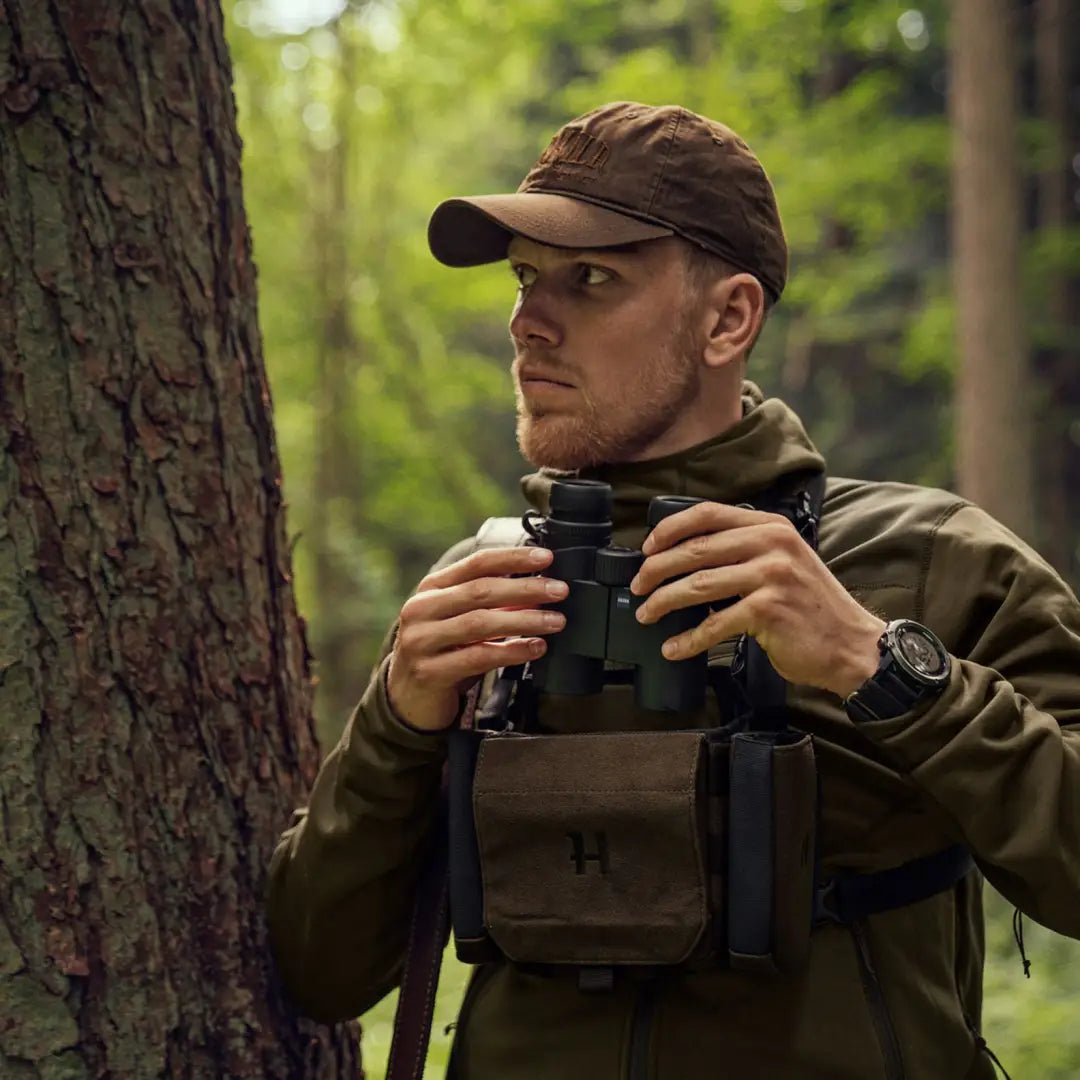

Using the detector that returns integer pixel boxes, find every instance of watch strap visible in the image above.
[846,621,950,723]
[845,660,922,723]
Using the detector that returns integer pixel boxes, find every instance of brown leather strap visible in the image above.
[385,683,480,1080]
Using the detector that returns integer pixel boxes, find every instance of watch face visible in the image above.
[896,625,948,678]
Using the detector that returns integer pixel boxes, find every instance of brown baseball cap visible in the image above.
[428,101,788,303]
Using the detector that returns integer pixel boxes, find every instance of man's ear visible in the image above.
[702,272,766,368]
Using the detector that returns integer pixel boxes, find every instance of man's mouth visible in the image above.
[519,368,575,388]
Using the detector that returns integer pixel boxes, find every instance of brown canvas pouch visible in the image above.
[471,730,708,966]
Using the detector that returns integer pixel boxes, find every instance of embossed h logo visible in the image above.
[566,830,610,875]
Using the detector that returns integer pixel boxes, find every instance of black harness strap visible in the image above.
[814,845,976,926]
[724,472,825,968]
[727,734,776,963]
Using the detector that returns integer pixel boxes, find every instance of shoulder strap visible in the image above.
[385,790,450,1080]
[386,683,482,1080]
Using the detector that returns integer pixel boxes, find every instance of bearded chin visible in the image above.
[512,318,703,471]
[515,405,686,471]
[516,412,608,471]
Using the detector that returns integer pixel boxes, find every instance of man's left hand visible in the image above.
[630,501,886,699]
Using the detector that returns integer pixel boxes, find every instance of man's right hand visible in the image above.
[386,546,569,732]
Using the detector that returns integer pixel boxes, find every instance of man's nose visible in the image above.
[509,287,563,349]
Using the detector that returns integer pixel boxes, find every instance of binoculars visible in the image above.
[523,478,710,712]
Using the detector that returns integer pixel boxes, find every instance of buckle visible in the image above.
[794,490,819,548]
[812,879,843,926]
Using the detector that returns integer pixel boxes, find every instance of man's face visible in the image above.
[507,235,703,471]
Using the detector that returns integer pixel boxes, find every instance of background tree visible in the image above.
[950,0,1034,541]
[0,1,357,1075]
[1030,0,1080,578]
[308,14,368,734]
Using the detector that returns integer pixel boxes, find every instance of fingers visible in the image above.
[632,521,796,596]
[658,596,755,660]
[403,636,554,691]
[388,631,554,731]
[400,605,567,657]
[393,545,570,702]
[642,501,779,554]
[407,568,569,623]
[419,545,553,591]
[635,558,773,625]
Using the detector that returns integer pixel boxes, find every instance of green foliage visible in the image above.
[223,0,1080,1072]
[983,890,1080,1077]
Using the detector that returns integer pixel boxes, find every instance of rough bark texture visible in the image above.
[949,0,1035,542]
[0,2,361,1077]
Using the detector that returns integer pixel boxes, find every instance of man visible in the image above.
[267,103,1080,1079]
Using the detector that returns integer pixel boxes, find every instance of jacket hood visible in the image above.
[519,381,826,548]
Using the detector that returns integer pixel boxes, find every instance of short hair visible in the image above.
[682,241,737,292]
[680,241,773,355]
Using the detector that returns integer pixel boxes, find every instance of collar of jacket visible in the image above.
[518,381,826,550]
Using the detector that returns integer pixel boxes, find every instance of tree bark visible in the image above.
[0,2,360,1076]
[949,0,1035,541]
[1033,0,1079,586]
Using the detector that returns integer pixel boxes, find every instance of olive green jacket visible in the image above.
[267,385,1080,1079]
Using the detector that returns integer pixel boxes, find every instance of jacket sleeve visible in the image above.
[858,503,1080,938]
[266,538,476,1022]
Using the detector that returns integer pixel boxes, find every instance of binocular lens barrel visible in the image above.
[540,479,613,550]
[648,495,705,527]
[549,479,612,523]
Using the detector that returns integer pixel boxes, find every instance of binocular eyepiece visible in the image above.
[522,479,710,712]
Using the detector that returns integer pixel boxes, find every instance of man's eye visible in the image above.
[511,264,537,288]
[579,264,613,286]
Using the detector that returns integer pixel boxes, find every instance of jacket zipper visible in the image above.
[851,922,906,1080]
[627,978,661,1080]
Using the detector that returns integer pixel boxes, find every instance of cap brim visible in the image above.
[427,192,674,267]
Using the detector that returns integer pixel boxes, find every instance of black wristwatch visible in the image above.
[844,619,952,723]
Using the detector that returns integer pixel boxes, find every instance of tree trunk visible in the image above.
[310,13,371,739]
[1033,0,1079,588]
[0,2,360,1076]
[949,0,1035,541]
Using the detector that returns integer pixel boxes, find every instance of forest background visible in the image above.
[172,0,1080,1075]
